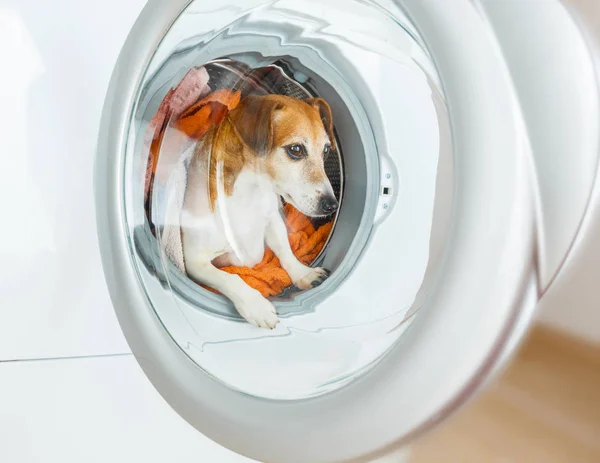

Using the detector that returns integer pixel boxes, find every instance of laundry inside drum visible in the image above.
[124,0,452,400]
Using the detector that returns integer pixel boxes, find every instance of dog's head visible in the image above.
[228,94,339,217]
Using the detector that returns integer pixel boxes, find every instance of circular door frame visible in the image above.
[96,1,539,462]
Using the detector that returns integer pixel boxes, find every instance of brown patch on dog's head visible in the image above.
[227,96,284,156]
[304,98,336,153]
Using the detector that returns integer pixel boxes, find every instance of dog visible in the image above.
[181,94,339,329]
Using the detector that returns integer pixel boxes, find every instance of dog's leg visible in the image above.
[187,259,279,329]
[266,214,331,290]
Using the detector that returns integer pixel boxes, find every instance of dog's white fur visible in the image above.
[181,95,337,329]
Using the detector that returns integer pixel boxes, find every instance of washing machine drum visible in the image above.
[96,0,538,461]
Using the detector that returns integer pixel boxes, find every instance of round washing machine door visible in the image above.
[96,0,538,461]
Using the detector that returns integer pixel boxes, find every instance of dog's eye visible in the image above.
[285,144,306,160]
[323,144,332,157]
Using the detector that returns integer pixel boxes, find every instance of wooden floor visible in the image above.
[410,326,600,463]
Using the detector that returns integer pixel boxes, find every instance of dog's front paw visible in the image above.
[293,267,331,291]
[235,291,280,330]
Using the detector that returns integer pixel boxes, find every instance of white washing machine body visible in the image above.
[1,1,599,462]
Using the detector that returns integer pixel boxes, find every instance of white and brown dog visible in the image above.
[181,95,339,329]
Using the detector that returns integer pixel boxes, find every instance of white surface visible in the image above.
[0,0,146,360]
[477,0,600,345]
[0,1,251,460]
[0,355,253,463]
[479,0,600,290]
[539,238,600,344]
[536,0,600,344]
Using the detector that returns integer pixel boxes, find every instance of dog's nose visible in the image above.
[320,196,339,214]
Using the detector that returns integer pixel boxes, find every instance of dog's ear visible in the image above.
[228,96,284,156]
[306,98,336,151]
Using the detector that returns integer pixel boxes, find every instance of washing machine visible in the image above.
[1,0,598,462]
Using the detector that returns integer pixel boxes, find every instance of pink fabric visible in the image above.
[143,67,211,204]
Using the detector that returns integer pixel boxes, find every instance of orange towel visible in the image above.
[208,204,334,298]
[175,88,242,139]
[147,87,335,298]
